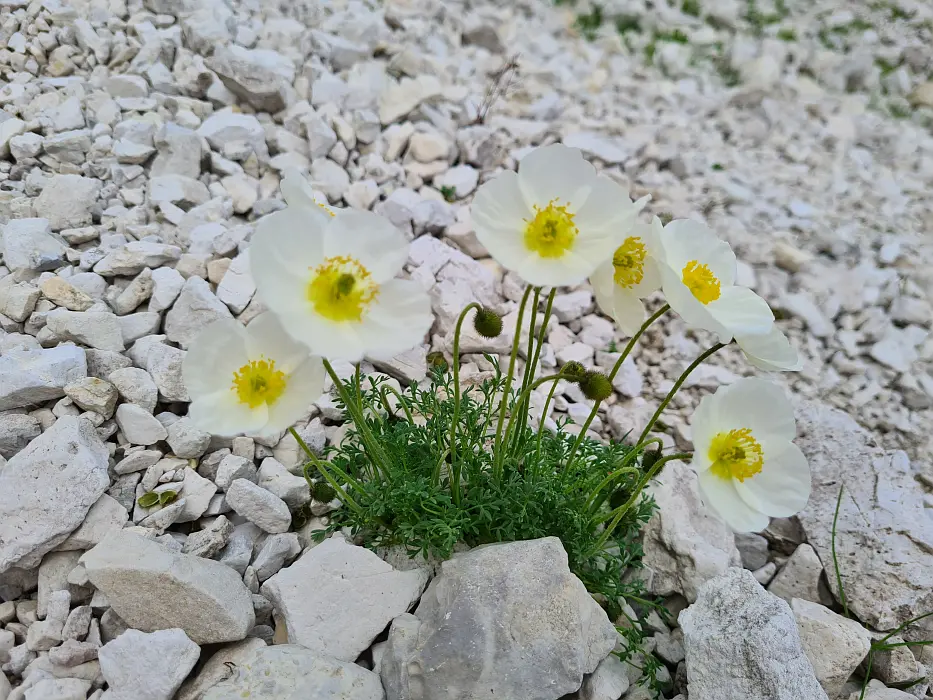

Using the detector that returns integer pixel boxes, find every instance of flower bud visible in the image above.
[473,307,503,339]
[560,361,587,383]
[579,371,613,402]
[312,482,337,503]
[426,351,449,371]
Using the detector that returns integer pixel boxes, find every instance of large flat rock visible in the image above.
[0,416,109,572]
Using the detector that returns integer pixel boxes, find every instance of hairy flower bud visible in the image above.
[473,307,503,339]
[560,361,587,383]
[579,371,613,402]
[312,482,337,503]
[426,351,449,371]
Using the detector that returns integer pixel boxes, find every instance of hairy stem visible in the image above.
[494,285,532,478]
[635,343,726,445]
[449,302,481,504]
[290,426,364,516]
[564,305,671,471]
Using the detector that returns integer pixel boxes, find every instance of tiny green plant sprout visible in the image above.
[183,147,814,687]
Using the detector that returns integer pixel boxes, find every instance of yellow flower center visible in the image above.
[317,202,336,217]
[307,255,376,322]
[708,428,764,482]
[682,260,721,304]
[231,358,287,409]
[612,237,647,289]
[523,200,578,258]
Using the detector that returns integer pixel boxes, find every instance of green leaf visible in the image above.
[137,492,160,508]
[158,490,178,506]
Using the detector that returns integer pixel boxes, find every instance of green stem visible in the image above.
[585,465,641,514]
[533,375,562,474]
[494,285,532,478]
[501,374,564,459]
[379,385,414,423]
[512,287,555,454]
[290,426,364,516]
[564,305,670,471]
[450,302,481,504]
[322,359,390,480]
[588,453,690,554]
[635,343,725,445]
[831,485,849,618]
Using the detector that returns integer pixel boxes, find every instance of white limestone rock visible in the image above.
[0,345,87,411]
[164,277,233,349]
[115,403,168,445]
[46,310,125,351]
[262,535,428,661]
[0,417,109,573]
[225,479,291,533]
[33,174,101,231]
[99,628,200,700]
[81,530,255,644]
[1,218,67,272]
[792,597,871,698]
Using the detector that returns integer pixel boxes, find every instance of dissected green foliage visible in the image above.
[310,363,658,622]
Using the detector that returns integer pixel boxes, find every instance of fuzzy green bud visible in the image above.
[579,371,613,402]
[426,351,449,371]
[560,361,587,383]
[473,307,503,339]
[312,482,337,503]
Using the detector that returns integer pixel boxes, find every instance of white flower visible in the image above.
[470,144,647,287]
[654,219,773,343]
[736,326,802,372]
[250,171,433,362]
[690,378,811,532]
[590,217,663,336]
[183,313,324,438]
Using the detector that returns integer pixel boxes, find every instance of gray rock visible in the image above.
[792,598,871,698]
[149,175,210,208]
[794,401,933,632]
[563,131,629,164]
[64,377,118,417]
[46,310,125,351]
[109,367,159,412]
[33,174,101,231]
[215,454,257,490]
[680,568,828,700]
[176,467,217,523]
[40,277,95,311]
[166,418,211,459]
[149,267,186,313]
[262,535,426,661]
[380,537,616,700]
[81,530,255,644]
[20,678,90,699]
[55,494,128,551]
[854,680,917,700]
[579,654,630,700]
[0,281,40,322]
[176,637,266,700]
[146,343,189,402]
[257,457,311,509]
[116,403,168,445]
[0,417,109,573]
[99,628,200,700]
[641,460,742,602]
[735,533,770,571]
[197,110,268,160]
[181,515,233,558]
[152,124,203,179]
[164,277,233,349]
[225,479,291,533]
[94,242,182,277]
[2,218,67,273]
[207,45,295,113]
[0,413,41,459]
[202,645,384,700]
[251,532,300,582]
[0,345,87,410]
[767,543,834,606]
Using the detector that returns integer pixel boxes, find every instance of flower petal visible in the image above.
[323,209,409,282]
[517,144,595,210]
[697,470,770,532]
[736,325,802,372]
[712,377,796,442]
[590,260,615,312]
[659,264,731,341]
[571,175,640,238]
[658,219,735,286]
[361,278,434,361]
[708,286,774,339]
[280,168,334,220]
[734,440,811,517]
[608,286,647,337]
[188,390,268,437]
[688,393,718,472]
[182,320,249,400]
[251,206,326,279]
[244,312,310,373]
[513,252,599,287]
[265,356,326,436]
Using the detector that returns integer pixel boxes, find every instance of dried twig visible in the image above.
[474,53,520,125]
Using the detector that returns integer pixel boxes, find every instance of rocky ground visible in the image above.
[0,0,931,698]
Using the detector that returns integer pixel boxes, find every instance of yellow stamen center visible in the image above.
[523,200,578,258]
[231,358,287,409]
[612,237,647,289]
[307,255,376,322]
[708,428,764,482]
[317,202,336,217]
[682,260,721,304]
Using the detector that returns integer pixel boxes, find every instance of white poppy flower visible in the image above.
[183,313,324,438]
[250,172,433,362]
[736,326,802,372]
[655,219,774,343]
[690,378,811,532]
[590,217,663,336]
[470,144,647,287]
